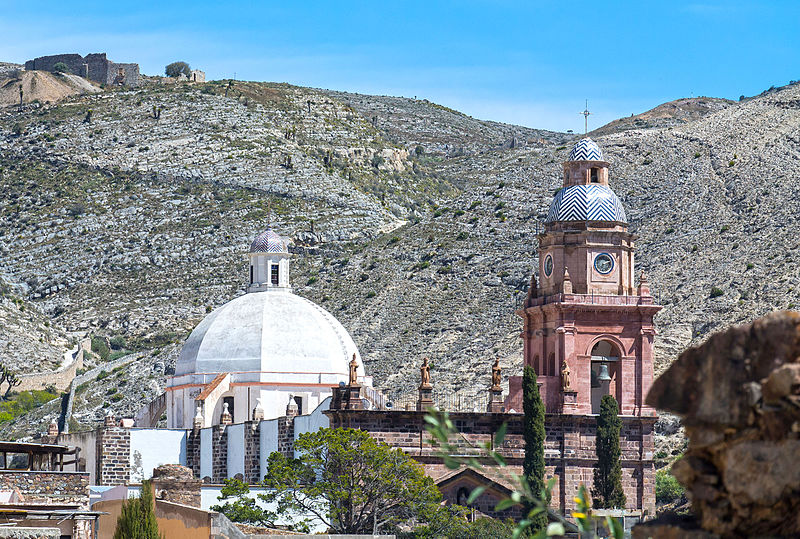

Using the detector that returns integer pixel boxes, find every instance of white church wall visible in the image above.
[293,397,331,458]
[200,427,213,480]
[129,429,187,482]
[226,423,245,479]
[259,418,279,479]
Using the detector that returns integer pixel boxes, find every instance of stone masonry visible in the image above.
[95,421,130,486]
[25,53,139,86]
[325,408,655,515]
[0,470,90,507]
[151,464,201,508]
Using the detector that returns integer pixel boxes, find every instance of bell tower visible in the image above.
[517,138,661,416]
[247,227,291,292]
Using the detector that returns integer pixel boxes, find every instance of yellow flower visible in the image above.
[572,512,587,519]
[573,497,583,505]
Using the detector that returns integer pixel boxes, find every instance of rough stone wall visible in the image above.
[24,53,139,86]
[211,425,228,482]
[16,346,82,392]
[325,409,654,514]
[243,421,261,483]
[277,416,295,458]
[0,470,89,507]
[97,426,131,485]
[151,464,202,508]
[0,529,60,539]
[186,428,202,479]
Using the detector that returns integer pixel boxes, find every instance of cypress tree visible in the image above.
[522,365,547,532]
[114,479,163,539]
[593,394,626,508]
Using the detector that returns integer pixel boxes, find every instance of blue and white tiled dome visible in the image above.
[545,184,627,223]
[250,228,289,253]
[568,138,603,161]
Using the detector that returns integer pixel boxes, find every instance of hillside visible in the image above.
[591,96,735,137]
[1,76,799,436]
[0,70,99,106]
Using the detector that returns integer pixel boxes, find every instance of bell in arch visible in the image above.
[597,363,612,383]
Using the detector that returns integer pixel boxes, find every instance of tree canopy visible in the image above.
[261,427,441,534]
[165,61,191,78]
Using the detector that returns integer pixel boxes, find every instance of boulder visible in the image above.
[643,311,800,537]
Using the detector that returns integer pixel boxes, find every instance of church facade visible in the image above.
[50,137,658,519]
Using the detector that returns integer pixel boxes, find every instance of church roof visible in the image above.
[175,290,364,378]
[568,138,603,161]
[250,228,289,254]
[546,184,627,223]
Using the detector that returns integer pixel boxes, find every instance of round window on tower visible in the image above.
[594,253,614,274]
[544,254,553,277]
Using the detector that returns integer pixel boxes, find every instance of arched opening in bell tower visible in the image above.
[590,340,620,414]
[590,167,599,183]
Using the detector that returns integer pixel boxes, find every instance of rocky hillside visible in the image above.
[591,97,735,137]
[0,73,799,436]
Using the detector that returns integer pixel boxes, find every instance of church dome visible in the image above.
[568,138,603,161]
[175,290,364,378]
[545,184,627,223]
[250,228,289,253]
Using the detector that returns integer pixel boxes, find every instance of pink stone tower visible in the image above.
[511,138,661,416]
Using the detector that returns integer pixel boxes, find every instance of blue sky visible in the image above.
[1,1,798,131]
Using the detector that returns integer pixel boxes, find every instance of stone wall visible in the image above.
[16,344,83,392]
[96,425,130,485]
[24,53,139,87]
[325,409,655,514]
[152,464,202,508]
[0,470,89,507]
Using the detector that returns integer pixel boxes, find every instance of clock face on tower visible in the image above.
[544,254,553,277]
[594,253,614,274]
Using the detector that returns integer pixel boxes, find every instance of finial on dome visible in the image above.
[220,402,233,425]
[252,398,265,422]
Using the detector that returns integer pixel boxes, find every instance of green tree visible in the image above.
[593,395,626,508]
[262,427,441,534]
[52,62,70,73]
[165,61,191,78]
[211,478,278,528]
[113,479,163,539]
[523,365,548,533]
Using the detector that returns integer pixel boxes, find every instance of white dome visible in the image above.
[176,290,364,378]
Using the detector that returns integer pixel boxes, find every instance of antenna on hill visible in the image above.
[580,100,591,135]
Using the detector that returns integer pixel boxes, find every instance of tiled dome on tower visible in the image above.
[250,228,289,253]
[546,185,627,223]
[568,137,603,161]
[545,138,626,224]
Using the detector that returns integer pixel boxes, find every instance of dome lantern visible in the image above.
[248,227,291,292]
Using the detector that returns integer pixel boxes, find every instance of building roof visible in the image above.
[568,137,603,161]
[250,228,289,254]
[545,184,627,223]
[175,290,364,378]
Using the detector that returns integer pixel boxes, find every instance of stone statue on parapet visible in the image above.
[561,360,571,391]
[491,358,502,389]
[419,357,432,389]
[349,353,359,386]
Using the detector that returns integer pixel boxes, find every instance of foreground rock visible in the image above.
[639,311,800,538]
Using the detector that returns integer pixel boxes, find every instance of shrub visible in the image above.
[710,287,724,298]
[52,62,70,74]
[165,61,191,78]
[109,336,126,350]
[91,337,110,361]
[655,468,684,504]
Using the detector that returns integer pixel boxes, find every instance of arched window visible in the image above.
[590,340,620,413]
[533,355,541,376]
[590,168,599,183]
[250,265,254,284]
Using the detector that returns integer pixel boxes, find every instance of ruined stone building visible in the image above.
[50,138,659,521]
[25,53,140,87]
